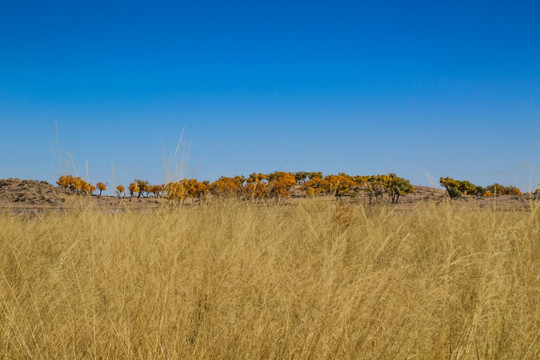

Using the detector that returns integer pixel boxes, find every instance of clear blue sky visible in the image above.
[1,0,539,191]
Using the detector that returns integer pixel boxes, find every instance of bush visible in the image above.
[447,186,462,200]
[486,183,522,195]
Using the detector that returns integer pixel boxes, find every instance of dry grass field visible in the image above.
[0,200,538,359]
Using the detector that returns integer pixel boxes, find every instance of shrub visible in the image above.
[440,177,470,198]
[447,186,462,200]
[486,183,522,195]
[457,180,476,196]
[475,186,487,197]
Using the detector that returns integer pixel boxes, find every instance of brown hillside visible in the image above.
[0,178,70,206]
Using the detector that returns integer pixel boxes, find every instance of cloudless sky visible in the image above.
[1,0,539,191]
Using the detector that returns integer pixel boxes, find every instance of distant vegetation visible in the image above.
[58,172,415,203]
[439,176,522,200]
[57,172,531,204]
[56,175,96,195]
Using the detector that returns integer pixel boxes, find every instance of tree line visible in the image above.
[57,172,414,203]
[57,173,529,204]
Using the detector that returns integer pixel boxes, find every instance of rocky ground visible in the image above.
[0,178,164,210]
[0,178,537,211]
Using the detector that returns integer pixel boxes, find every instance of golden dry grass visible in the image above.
[0,200,538,359]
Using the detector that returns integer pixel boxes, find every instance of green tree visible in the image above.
[474,185,487,197]
[364,175,387,204]
[486,183,522,195]
[440,177,463,200]
[457,180,476,195]
[135,179,149,199]
[385,173,414,204]
[447,186,462,200]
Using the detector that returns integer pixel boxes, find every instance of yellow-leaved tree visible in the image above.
[267,172,296,201]
[128,183,139,199]
[116,185,125,198]
[96,182,107,196]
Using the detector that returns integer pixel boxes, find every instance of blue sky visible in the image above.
[1,0,539,191]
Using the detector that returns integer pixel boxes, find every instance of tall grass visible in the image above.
[0,201,538,359]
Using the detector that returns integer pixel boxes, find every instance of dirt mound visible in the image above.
[0,178,70,207]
